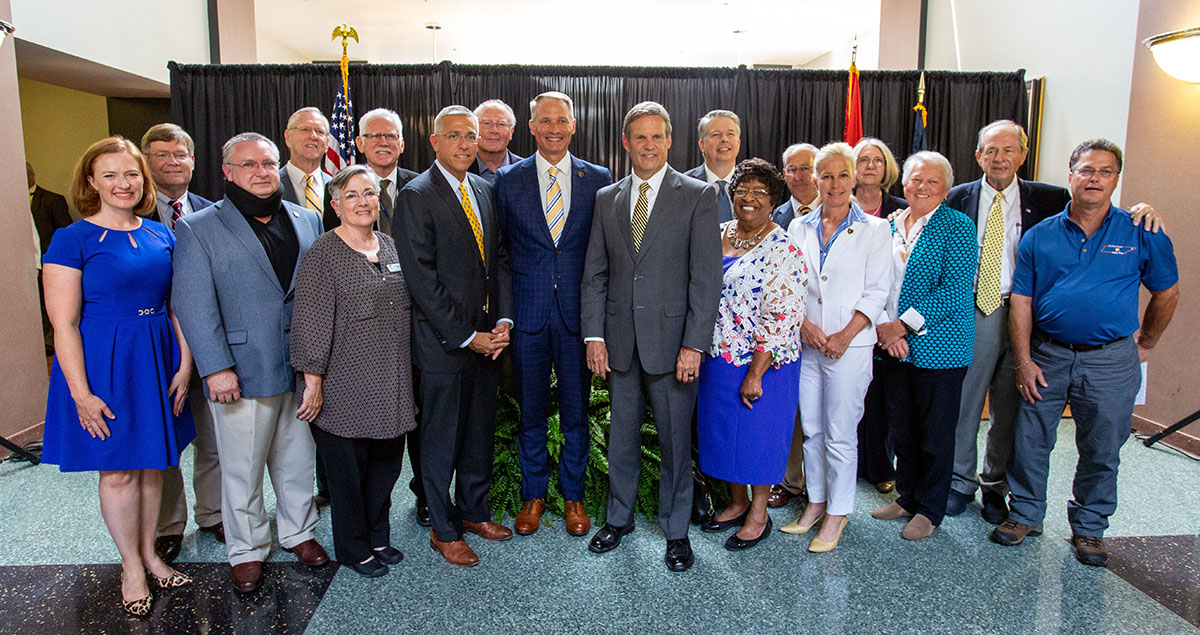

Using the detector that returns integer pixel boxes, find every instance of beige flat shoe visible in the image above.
[808,516,848,553]
[901,513,936,541]
[871,502,914,521]
[780,511,825,535]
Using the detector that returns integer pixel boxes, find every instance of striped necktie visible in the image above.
[977,191,1005,315]
[303,174,321,211]
[545,166,565,245]
[631,182,651,252]
[459,183,485,264]
[170,200,184,230]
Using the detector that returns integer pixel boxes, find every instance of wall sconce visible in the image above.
[0,20,14,49]
[1143,26,1200,83]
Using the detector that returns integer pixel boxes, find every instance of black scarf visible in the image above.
[225,180,283,218]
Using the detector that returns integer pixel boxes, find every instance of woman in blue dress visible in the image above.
[42,137,195,617]
[696,158,808,550]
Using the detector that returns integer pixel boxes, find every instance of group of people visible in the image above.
[35,88,1178,616]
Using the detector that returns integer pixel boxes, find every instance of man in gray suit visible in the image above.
[279,106,331,215]
[173,132,329,593]
[581,101,722,572]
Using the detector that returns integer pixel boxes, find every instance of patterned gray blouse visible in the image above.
[290,230,416,439]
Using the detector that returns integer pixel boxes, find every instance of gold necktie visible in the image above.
[545,166,565,245]
[303,174,321,211]
[459,183,485,264]
[631,182,650,252]
[977,191,1005,315]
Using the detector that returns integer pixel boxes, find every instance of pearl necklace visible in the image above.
[726,220,770,250]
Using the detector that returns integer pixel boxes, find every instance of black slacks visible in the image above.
[881,355,967,527]
[856,356,895,484]
[309,425,406,565]
[419,360,499,542]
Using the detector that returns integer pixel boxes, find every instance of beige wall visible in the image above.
[0,0,51,452]
[19,77,109,203]
[1124,0,1200,446]
[877,0,921,70]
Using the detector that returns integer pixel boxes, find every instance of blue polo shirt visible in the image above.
[1012,204,1177,346]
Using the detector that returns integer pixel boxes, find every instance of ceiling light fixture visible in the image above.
[0,20,14,49]
[1142,26,1200,83]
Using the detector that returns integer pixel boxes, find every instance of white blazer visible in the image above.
[788,207,894,348]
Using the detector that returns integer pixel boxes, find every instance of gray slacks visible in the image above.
[951,305,1020,497]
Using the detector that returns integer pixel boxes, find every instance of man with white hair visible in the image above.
[279,106,331,214]
[771,143,819,230]
[470,99,523,183]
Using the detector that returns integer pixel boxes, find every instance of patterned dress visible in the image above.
[697,227,808,484]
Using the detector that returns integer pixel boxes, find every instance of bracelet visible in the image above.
[1015,359,1033,370]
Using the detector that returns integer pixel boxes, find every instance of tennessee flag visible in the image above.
[844,60,862,145]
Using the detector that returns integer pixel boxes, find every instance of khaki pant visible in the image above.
[158,377,222,534]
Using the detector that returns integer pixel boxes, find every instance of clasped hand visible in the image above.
[468,322,511,360]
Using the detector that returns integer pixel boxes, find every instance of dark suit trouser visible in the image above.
[512,300,590,501]
[882,356,967,527]
[309,425,405,564]
[407,366,425,505]
[607,347,695,540]
[856,357,895,484]
[420,361,499,542]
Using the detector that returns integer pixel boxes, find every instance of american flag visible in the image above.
[323,82,356,176]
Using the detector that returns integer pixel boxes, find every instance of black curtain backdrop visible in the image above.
[169,62,1029,202]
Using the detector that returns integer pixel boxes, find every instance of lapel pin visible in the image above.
[291,210,299,217]
[846,228,854,234]
[577,170,583,178]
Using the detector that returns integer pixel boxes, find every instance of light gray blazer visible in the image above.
[172,197,322,399]
[580,168,722,375]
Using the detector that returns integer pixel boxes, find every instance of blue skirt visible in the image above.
[697,355,799,485]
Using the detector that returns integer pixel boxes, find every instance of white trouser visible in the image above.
[799,346,873,516]
[209,392,318,565]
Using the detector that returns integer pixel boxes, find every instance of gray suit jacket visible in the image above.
[278,165,331,207]
[172,196,322,398]
[581,168,722,375]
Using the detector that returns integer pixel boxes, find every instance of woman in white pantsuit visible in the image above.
[783,143,893,552]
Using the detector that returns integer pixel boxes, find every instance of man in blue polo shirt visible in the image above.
[990,139,1179,566]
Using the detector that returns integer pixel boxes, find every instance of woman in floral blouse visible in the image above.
[696,158,808,551]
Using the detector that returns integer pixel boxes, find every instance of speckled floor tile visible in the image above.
[1107,535,1199,628]
[1,419,1197,634]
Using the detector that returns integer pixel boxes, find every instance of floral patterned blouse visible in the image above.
[710,225,808,367]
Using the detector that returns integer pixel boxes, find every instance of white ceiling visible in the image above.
[254,0,882,67]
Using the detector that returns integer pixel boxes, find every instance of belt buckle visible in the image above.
[137,307,156,316]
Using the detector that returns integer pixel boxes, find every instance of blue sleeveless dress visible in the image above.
[41,219,194,471]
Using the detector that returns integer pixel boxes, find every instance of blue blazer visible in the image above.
[893,204,977,369]
[172,198,322,398]
[945,178,1070,241]
[188,191,214,214]
[495,154,611,334]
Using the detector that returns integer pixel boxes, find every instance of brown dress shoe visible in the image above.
[231,561,263,593]
[154,534,182,563]
[766,484,794,508]
[563,500,591,536]
[514,499,546,535]
[283,539,330,566]
[199,522,226,543]
[874,481,896,494]
[430,532,479,567]
[463,520,514,541]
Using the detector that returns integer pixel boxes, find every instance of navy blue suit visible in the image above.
[495,153,611,501]
[946,178,1070,241]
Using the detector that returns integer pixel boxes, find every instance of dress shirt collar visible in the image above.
[703,164,733,184]
[434,160,468,189]
[285,161,321,187]
[631,164,669,194]
[981,177,1020,206]
[535,151,573,179]
[800,200,870,228]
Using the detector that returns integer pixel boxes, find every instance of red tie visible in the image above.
[170,200,183,229]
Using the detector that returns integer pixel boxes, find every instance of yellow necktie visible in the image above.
[459,183,485,264]
[631,182,650,252]
[545,166,565,245]
[977,191,1005,315]
[303,174,321,212]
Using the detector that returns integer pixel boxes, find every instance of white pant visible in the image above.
[209,392,318,565]
[799,346,873,516]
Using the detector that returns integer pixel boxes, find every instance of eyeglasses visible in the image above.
[149,151,192,162]
[361,132,400,142]
[340,190,380,203]
[856,156,886,166]
[733,187,771,199]
[288,126,328,137]
[784,166,813,175]
[1073,167,1119,179]
[439,131,479,143]
[478,119,513,130]
[226,160,280,171]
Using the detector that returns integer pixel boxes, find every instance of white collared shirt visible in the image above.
[886,207,936,332]
[285,161,325,209]
[703,163,733,201]
[434,160,481,228]
[629,165,670,222]
[976,177,1022,295]
[155,190,194,228]
[536,152,573,219]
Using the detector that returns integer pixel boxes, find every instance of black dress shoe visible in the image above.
[415,502,431,528]
[691,467,714,525]
[588,523,634,554]
[945,490,973,517]
[347,558,388,578]
[701,509,749,533]
[724,518,772,551]
[665,538,694,572]
[981,491,1009,525]
[154,534,182,563]
[372,546,404,565]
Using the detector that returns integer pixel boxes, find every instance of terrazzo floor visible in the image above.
[0,420,1196,634]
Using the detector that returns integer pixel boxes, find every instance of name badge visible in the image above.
[387,263,403,273]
